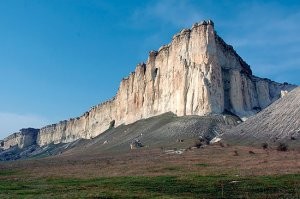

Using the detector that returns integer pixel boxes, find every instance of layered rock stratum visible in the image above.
[0,20,296,150]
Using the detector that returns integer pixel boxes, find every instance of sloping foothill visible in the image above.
[223,87,300,150]
[0,112,240,161]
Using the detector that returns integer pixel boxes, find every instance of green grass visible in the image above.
[194,163,209,167]
[162,166,182,172]
[0,169,19,176]
[0,170,299,198]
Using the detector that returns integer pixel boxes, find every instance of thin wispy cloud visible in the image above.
[0,112,49,139]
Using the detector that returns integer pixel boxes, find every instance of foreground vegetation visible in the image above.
[0,169,299,198]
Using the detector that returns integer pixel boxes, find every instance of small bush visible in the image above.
[233,150,239,156]
[194,140,202,148]
[277,143,288,151]
[219,142,225,147]
[291,136,296,140]
[261,143,268,150]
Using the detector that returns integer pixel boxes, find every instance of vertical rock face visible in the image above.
[36,23,228,146]
[1,20,296,148]
[214,34,294,119]
[0,128,39,150]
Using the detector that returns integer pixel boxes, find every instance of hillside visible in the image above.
[223,87,300,148]
[0,112,240,161]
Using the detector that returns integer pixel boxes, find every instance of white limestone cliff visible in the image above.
[1,20,296,149]
[1,128,38,150]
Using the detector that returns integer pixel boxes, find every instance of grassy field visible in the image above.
[0,145,299,198]
[0,170,299,198]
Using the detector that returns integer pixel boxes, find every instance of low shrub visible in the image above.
[219,142,225,147]
[261,143,268,150]
[194,140,202,148]
[291,136,296,140]
[277,143,288,151]
[233,150,239,156]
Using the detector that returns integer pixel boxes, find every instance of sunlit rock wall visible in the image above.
[2,21,294,147]
[0,128,38,150]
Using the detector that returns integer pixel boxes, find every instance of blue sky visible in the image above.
[0,0,299,138]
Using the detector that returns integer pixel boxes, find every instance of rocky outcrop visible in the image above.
[1,20,296,148]
[130,139,144,150]
[0,128,39,150]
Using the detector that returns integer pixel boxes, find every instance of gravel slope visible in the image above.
[223,87,300,148]
[67,112,240,155]
[0,112,240,160]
